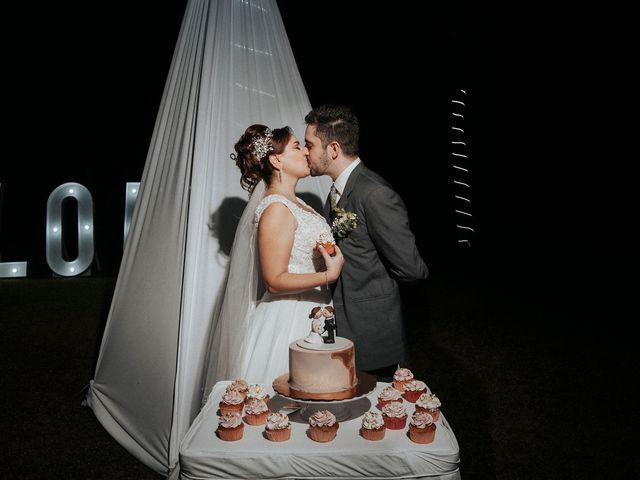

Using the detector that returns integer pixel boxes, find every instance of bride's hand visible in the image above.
[318,244,344,283]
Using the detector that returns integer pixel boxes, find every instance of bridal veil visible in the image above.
[201,181,266,401]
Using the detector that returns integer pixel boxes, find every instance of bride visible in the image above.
[203,124,344,393]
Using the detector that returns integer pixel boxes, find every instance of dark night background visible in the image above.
[1,1,636,479]
[2,1,630,332]
[0,0,624,286]
[2,0,632,344]
[2,0,625,284]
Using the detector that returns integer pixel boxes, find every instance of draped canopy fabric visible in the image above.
[85,0,329,476]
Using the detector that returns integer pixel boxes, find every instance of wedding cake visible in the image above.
[288,337,356,395]
[274,306,358,400]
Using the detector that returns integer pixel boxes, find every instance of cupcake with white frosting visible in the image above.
[316,232,336,255]
[308,410,339,442]
[244,397,270,426]
[392,368,414,392]
[217,411,244,441]
[360,411,386,441]
[219,388,244,415]
[415,392,441,421]
[381,401,408,430]
[246,384,270,402]
[408,411,436,444]
[403,379,428,403]
[226,378,249,400]
[264,412,291,442]
[377,385,403,409]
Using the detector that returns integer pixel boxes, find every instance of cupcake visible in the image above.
[402,380,428,403]
[360,411,386,441]
[408,411,436,444]
[415,392,441,421]
[219,388,244,415]
[392,368,414,392]
[381,401,408,430]
[264,412,292,442]
[317,232,336,255]
[227,378,249,400]
[244,397,270,426]
[308,410,339,442]
[217,411,244,441]
[377,385,403,409]
[246,384,270,403]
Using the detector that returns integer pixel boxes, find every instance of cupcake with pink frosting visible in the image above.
[308,410,339,442]
[377,385,403,409]
[217,411,244,441]
[264,412,291,442]
[402,380,428,403]
[415,392,441,421]
[381,401,408,430]
[392,368,414,392]
[243,397,270,425]
[360,410,386,441]
[219,388,244,415]
[408,411,436,444]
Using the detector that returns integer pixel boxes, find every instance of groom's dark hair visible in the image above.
[305,104,359,156]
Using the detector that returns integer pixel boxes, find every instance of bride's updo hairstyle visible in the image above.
[231,124,292,193]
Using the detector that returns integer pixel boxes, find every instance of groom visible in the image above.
[304,104,428,382]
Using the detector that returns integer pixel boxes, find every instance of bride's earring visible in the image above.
[279,165,283,183]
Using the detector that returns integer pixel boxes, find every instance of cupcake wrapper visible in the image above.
[217,424,244,441]
[392,381,407,392]
[403,389,426,403]
[244,410,270,426]
[309,424,339,442]
[219,402,244,415]
[264,427,291,442]
[409,424,436,444]
[383,415,407,430]
[360,426,385,441]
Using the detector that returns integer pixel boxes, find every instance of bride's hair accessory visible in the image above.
[251,128,274,160]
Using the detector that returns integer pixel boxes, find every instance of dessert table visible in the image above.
[178,381,461,480]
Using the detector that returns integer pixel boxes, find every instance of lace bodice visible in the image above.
[254,194,334,274]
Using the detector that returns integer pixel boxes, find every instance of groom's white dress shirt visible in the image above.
[332,157,361,202]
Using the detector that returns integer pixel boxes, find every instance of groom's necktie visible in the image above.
[329,184,338,210]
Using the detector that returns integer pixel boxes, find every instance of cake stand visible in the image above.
[271,371,376,422]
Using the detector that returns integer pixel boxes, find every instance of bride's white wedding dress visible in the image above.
[204,191,333,391]
[239,194,332,383]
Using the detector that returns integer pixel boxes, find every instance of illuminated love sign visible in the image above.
[46,183,95,277]
[0,181,140,278]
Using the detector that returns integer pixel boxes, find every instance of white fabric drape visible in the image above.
[85,0,330,476]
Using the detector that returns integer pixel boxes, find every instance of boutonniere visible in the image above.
[331,207,358,239]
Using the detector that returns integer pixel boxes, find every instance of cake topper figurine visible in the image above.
[304,305,336,344]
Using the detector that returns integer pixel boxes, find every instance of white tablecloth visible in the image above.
[179,381,461,480]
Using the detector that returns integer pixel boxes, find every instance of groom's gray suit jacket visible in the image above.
[324,162,428,371]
